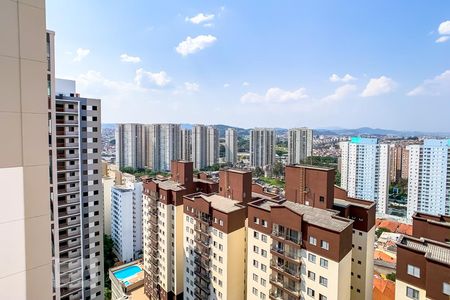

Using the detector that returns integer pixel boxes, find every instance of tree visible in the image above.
[253,167,264,178]
[375,227,391,238]
[386,272,396,282]
[335,170,341,186]
[273,161,284,178]
[103,235,115,299]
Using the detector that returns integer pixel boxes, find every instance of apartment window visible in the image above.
[443,282,450,296]
[406,287,419,299]
[308,271,316,281]
[319,295,327,300]
[253,274,258,282]
[253,260,259,268]
[254,231,259,239]
[319,196,324,202]
[261,234,268,242]
[261,249,267,257]
[320,258,328,269]
[254,217,259,224]
[307,288,315,297]
[260,278,266,286]
[261,219,267,227]
[308,253,316,263]
[319,276,328,287]
[261,264,267,272]
[252,288,258,296]
[309,236,317,245]
[219,220,224,226]
[407,265,420,278]
[321,240,329,250]
[260,292,266,299]
[253,246,259,253]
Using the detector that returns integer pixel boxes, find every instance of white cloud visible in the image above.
[223,83,230,88]
[76,70,145,94]
[329,73,356,83]
[242,81,250,87]
[436,36,450,43]
[184,82,200,92]
[407,70,450,96]
[241,87,308,104]
[185,13,215,24]
[120,53,141,63]
[73,48,90,62]
[438,20,450,35]
[175,35,217,56]
[135,68,171,87]
[323,84,357,101]
[360,76,396,97]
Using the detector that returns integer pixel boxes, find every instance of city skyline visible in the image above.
[47,1,450,131]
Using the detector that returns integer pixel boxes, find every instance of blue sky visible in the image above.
[47,1,450,131]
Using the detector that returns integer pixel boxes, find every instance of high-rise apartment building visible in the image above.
[406,139,450,219]
[142,161,218,299]
[389,144,409,183]
[288,127,313,165]
[145,124,181,171]
[250,128,276,168]
[340,137,390,215]
[207,126,219,167]
[251,165,375,300]
[180,128,192,161]
[183,170,250,300]
[49,74,105,298]
[192,125,208,170]
[225,128,238,165]
[395,212,450,300]
[116,123,145,169]
[111,173,143,263]
[0,1,52,298]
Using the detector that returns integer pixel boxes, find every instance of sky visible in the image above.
[46,1,450,131]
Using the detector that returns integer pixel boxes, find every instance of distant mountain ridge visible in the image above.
[102,123,450,138]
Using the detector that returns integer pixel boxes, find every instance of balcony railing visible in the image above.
[272,230,301,245]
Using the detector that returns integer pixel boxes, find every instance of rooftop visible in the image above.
[398,236,450,266]
[199,194,245,213]
[250,199,352,232]
[287,164,335,171]
[154,179,185,191]
[334,198,373,209]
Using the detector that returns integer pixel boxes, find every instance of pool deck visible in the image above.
[109,260,145,298]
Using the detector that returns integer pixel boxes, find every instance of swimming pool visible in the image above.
[113,265,142,282]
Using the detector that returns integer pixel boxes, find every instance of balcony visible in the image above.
[194,235,210,248]
[194,246,210,257]
[194,277,210,293]
[59,239,81,252]
[59,258,81,274]
[58,217,80,229]
[194,287,209,300]
[57,163,79,172]
[194,224,209,235]
[55,130,78,137]
[271,245,301,262]
[272,230,301,245]
[194,267,210,282]
[194,256,210,270]
[270,261,301,279]
[59,228,81,241]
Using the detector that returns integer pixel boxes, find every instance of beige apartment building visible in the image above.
[0,0,52,299]
[183,169,251,300]
[142,161,218,299]
[246,165,376,300]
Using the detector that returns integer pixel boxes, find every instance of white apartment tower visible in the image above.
[192,125,208,170]
[207,126,219,167]
[250,128,276,168]
[50,75,105,298]
[0,2,52,298]
[111,174,143,262]
[288,127,313,164]
[145,124,181,171]
[180,128,192,161]
[225,128,238,164]
[340,137,390,215]
[116,123,145,169]
[406,139,450,219]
